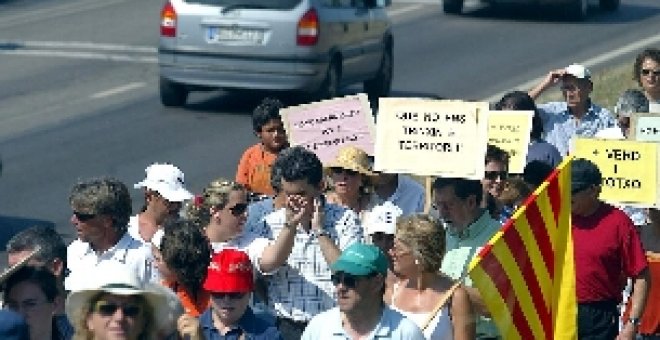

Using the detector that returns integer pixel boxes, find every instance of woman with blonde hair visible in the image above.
[388,214,475,340]
[325,146,376,217]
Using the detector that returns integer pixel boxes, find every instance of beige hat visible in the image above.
[326,146,374,176]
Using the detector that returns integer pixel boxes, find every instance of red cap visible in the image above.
[203,249,254,293]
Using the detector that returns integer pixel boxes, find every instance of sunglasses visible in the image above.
[330,167,359,177]
[330,272,375,289]
[73,211,96,222]
[94,301,141,317]
[484,171,508,181]
[641,69,660,77]
[227,203,248,216]
[211,292,246,300]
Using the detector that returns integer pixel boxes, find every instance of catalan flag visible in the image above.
[468,157,577,340]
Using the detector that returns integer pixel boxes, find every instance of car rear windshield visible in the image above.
[185,0,301,10]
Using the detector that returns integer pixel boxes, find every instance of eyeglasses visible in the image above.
[211,292,246,300]
[560,84,578,92]
[227,203,248,216]
[641,69,660,77]
[73,211,96,222]
[484,171,508,181]
[330,167,359,177]
[93,301,141,317]
[330,272,375,289]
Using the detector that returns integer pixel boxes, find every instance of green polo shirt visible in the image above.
[441,210,501,339]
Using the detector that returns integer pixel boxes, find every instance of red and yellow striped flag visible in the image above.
[468,157,577,340]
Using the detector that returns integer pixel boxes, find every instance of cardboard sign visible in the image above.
[630,113,660,142]
[573,138,657,205]
[487,110,533,174]
[374,98,487,179]
[280,94,375,164]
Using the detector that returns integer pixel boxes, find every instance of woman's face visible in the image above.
[5,281,57,335]
[86,294,145,340]
[388,238,417,276]
[151,246,176,283]
[330,168,363,196]
[482,161,508,199]
[208,190,248,242]
[640,57,660,96]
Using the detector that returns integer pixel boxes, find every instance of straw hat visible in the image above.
[326,146,374,176]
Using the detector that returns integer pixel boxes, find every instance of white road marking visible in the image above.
[0,49,158,64]
[91,82,146,99]
[0,40,156,53]
[482,33,660,103]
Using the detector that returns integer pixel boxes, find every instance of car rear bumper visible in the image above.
[159,49,327,92]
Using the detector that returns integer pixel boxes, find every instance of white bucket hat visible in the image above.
[365,202,403,235]
[564,64,591,80]
[65,262,180,334]
[134,163,193,202]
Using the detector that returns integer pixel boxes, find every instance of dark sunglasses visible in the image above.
[227,203,248,216]
[211,292,246,300]
[484,170,508,181]
[94,301,141,317]
[641,69,660,77]
[330,272,375,289]
[73,211,96,222]
[330,167,359,177]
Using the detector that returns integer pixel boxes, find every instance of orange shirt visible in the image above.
[163,280,210,317]
[235,143,277,195]
[623,254,660,335]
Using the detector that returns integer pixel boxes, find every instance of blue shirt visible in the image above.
[245,198,275,235]
[199,306,282,340]
[538,101,616,156]
[301,306,425,340]
[526,139,562,168]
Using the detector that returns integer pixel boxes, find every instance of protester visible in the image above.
[152,219,211,317]
[622,207,660,338]
[3,266,73,340]
[236,97,289,196]
[614,89,649,137]
[529,64,616,156]
[432,177,500,339]
[254,146,363,340]
[495,90,561,167]
[370,165,425,217]
[522,160,554,189]
[570,158,649,339]
[364,201,401,264]
[388,214,474,340]
[191,249,282,339]
[130,163,193,244]
[245,156,287,235]
[303,243,425,339]
[482,144,512,223]
[65,178,155,291]
[633,48,660,103]
[0,310,29,340]
[65,261,179,340]
[326,145,376,217]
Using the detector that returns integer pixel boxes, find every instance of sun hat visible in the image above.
[203,249,254,293]
[326,146,375,176]
[564,64,591,80]
[134,163,193,202]
[0,310,29,340]
[65,261,176,333]
[571,158,602,194]
[0,246,41,287]
[331,243,388,276]
[364,202,402,236]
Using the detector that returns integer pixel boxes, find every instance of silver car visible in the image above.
[158,0,393,107]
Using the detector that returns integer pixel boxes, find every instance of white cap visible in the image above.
[564,64,591,80]
[364,202,403,235]
[134,163,193,202]
[595,127,625,140]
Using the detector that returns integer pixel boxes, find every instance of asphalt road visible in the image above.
[1,0,660,248]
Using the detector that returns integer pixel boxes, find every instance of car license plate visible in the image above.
[207,26,263,44]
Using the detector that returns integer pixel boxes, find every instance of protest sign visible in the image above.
[630,113,660,142]
[374,98,488,179]
[573,138,657,205]
[280,94,375,164]
[486,110,533,174]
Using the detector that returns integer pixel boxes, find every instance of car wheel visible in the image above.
[443,0,463,14]
[599,0,619,11]
[159,77,188,107]
[316,59,341,100]
[565,0,588,21]
[364,47,393,102]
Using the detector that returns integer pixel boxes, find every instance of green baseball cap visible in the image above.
[331,243,388,276]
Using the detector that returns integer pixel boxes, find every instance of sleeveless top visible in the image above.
[390,282,454,340]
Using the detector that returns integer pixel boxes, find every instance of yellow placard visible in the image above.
[374,98,487,179]
[573,138,657,205]
[487,110,533,174]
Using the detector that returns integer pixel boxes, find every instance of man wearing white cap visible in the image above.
[130,163,193,245]
[528,64,616,156]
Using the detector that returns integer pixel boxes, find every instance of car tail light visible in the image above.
[161,2,177,37]
[297,8,318,46]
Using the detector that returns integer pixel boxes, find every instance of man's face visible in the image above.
[571,185,599,216]
[432,185,475,229]
[332,272,381,313]
[483,161,508,199]
[370,233,394,264]
[281,178,321,219]
[147,191,181,219]
[70,209,109,245]
[257,119,287,153]
[210,292,250,325]
[561,76,592,109]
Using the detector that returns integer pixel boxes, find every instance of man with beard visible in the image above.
[302,243,424,339]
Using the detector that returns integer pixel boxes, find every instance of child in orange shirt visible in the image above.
[235,97,288,196]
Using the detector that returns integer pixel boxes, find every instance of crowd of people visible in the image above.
[0,48,659,340]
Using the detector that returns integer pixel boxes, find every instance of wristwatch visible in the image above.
[629,317,640,328]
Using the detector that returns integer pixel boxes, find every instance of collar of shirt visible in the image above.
[200,306,258,334]
[80,231,134,261]
[329,306,395,339]
[447,210,493,240]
